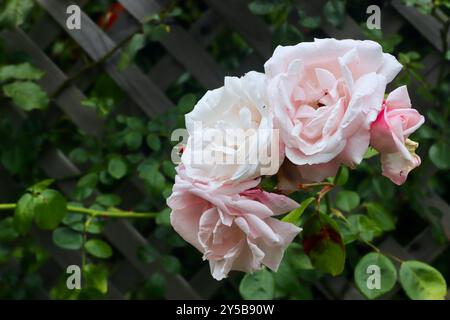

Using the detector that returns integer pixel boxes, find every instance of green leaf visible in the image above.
[248,1,277,15]
[298,9,321,29]
[0,0,34,27]
[83,264,108,294]
[14,193,35,235]
[323,0,346,28]
[363,147,379,159]
[69,148,89,163]
[282,197,315,224]
[336,190,360,212]
[144,273,166,298]
[118,33,146,71]
[85,239,113,259]
[366,202,395,232]
[34,189,68,230]
[65,219,104,235]
[302,213,346,276]
[177,94,197,113]
[0,217,19,242]
[0,63,44,82]
[125,131,143,150]
[161,160,176,179]
[240,268,275,300]
[28,179,54,194]
[74,173,98,200]
[143,24,170,42]
[156,208,171,226]
[334,166,349,186]
[445,50,450,61]
[348,214,382,242]
[354,253,397,299]
[96,194,121,207]
[429,142,450,170]
[399,261,447,300]
[138,160,166,191]
[3,81,49,111]
[161,255,181,274]
[52,227,83,250]
[108,157,127,179]
[146,134,161,152]
[137,244,159,264]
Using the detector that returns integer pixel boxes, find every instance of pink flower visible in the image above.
[264,38,402,182]
[370,86,424,184]
[167,166,301,280]
[182,71,282,185]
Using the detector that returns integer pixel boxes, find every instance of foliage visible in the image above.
[0,0,449,301]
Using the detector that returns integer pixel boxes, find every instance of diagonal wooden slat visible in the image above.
[119,0,224,89]
[36,0,173,117]
[204,0,272,60]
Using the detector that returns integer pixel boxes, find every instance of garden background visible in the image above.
[0,0,449,300]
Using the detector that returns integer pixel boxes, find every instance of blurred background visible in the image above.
[0,0,449,300]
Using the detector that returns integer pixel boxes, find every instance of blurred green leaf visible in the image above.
[429,142,450,170]
[85,239,113,259]
[366,202,395,232]
[125,131,143,150]
[3,81,49,111]
[108,157,127,179]
[177,94,197,113]
[156,208,171,226]
[282,197,315,225]
[52,227,83,250]
[323,0,346,28]
[34,189,67,230]
[303,213,345,276]
[162,255,181,274]
[348,214,382,242]
[248,0,278,15]
[240,268,275,300]
[0,0,34,27]
[118,33,146,71]
[146,134,161,152]
[399,261,447,300]
[335,166,349,186]
[336,190,360,212]
[354,253,397,299]
[96,194,121,207]
[83,264,108,294]
[0,63,44,82]
[14,193,35,235]
[137,244,159,264]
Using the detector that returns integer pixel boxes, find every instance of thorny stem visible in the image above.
[362,239,404,263]
[81,215,95,273]
[0,203,158,219]
[0,204,16,211]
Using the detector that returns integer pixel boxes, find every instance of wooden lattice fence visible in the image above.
[0,0,449,300]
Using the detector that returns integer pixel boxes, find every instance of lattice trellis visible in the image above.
[0,0,448,300]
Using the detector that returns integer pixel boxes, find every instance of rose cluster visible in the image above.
[167,39,424,280]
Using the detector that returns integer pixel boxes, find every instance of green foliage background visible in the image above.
[0,0,449,300]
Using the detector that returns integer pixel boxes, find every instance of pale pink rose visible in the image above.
[167,166,301,280]
[182,71,283,185]
[264,38,402,182]
[370,86,424,184]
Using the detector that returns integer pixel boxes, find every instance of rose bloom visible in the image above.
[182,71,282,185]
[370,86,424,185]
[264,38,403,183]
[167,166,301,280]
